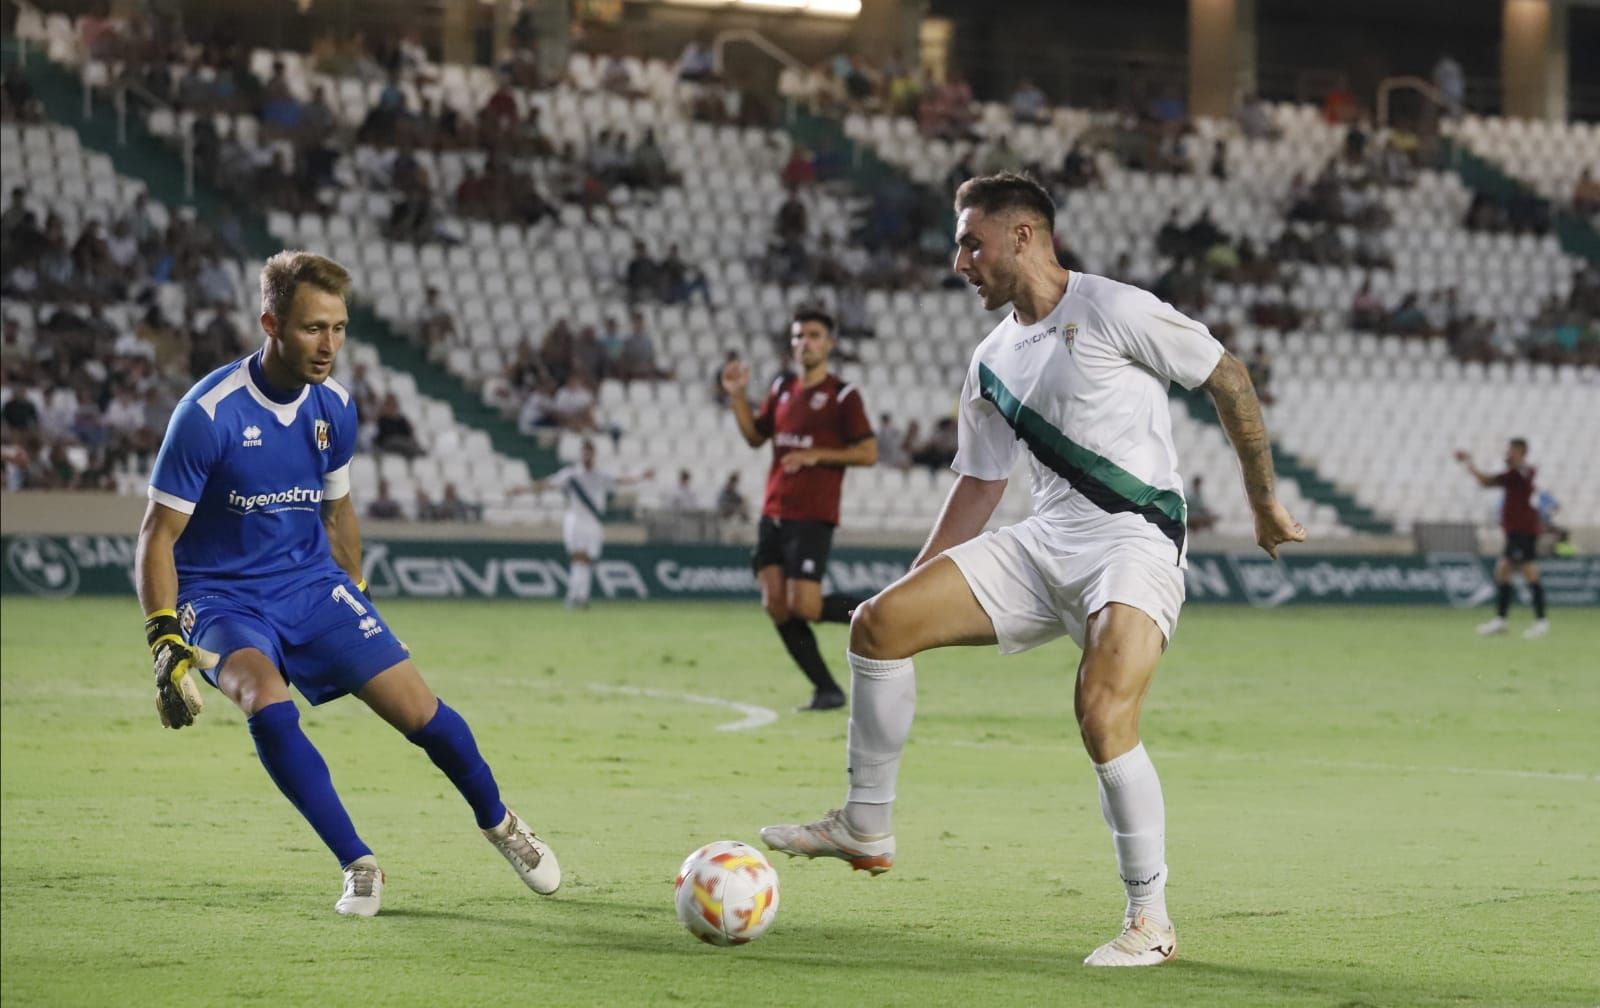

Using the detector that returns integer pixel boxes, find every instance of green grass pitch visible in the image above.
[2,598,1596,1007]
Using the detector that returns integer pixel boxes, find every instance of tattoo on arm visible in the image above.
[1203,356,1276,507]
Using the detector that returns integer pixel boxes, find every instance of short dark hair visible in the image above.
[259,250,352,320]
[954,171,1056,234]
[1510,437,1528,453]
[791,308,835,334]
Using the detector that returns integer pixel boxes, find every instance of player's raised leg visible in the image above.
[215,648,383,916]
[1075,602,1176,967]
[358,660,561,895]
[761,555,996,871]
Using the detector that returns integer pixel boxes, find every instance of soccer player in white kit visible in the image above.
[513,439,651,607]
[762,173,1306,966]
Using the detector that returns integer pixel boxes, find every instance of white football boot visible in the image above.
[335,855,384,917]
[759,808,895,875]
[484,810,561,894]
[1476,616,1508,636]
[1083,912,1178,967]
[1522,619,1550,639]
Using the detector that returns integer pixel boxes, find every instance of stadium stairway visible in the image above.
[1171,384,1394,535]
[8,44,559,477]
[1438,136,1600,265]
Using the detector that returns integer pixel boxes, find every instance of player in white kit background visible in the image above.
[512,439,651,607]
[762,172,1306,966]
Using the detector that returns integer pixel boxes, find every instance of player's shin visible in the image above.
[843,652,916,837]
[407,700,508,829]
[248,701,373,866]
[776,619,841,693]
[1093,743,1170,925]
[568,562,592,606]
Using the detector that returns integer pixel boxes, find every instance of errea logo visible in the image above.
[241,425,263,447]
[358,615,383,639]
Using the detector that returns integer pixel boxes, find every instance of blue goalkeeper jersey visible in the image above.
[147,352,357,591]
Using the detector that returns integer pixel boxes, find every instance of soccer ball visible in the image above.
[673,841,780,946]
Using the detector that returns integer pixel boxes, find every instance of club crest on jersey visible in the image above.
[314,420,331,452]
[241,425,263,447]
[810,390,829,410]
[1063,323,1079,351]
[178,602,196,635]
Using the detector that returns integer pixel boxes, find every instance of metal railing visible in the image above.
[75,56,196,198]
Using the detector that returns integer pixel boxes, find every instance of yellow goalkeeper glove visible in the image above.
[145,610,206,729]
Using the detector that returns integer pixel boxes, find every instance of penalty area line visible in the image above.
[588,684,778,733]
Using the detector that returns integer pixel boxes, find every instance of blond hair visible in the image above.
[259,250,352,321]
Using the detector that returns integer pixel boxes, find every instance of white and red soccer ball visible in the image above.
[673,841,781,946]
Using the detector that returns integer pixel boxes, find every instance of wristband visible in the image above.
[145,609,183,649]
[356,579,368,593]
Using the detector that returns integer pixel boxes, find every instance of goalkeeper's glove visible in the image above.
[145,610,205,729]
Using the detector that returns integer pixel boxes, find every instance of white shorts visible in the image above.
[563,513,603,559]
[945,516,1185,654]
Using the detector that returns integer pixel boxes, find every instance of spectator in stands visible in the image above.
[667,469,699,512]
[1236,92,1278,139]
[776,186,808,242]
[659,244,712,307]
[1387,292,1428,336]
[782,146,816,190]
[1209,140,1229,181]
[716,471,750,522]
[1056,142,1102,190]
[617,311,669,382]
[1573,168,1600,217]
[876,413,910,470]
[1432,54,1465,116]
[711,350,741,407]
[415,285,457,359]
[911,417,958,470]
[628,128,671,189]
[1009,78,1048,125]
[1322,77,1358,124]
[540,318,575,386]
[625,239,659,302]
[1187,476,1218,533]
[552,372,599,432]
[368,478,404,519]
[373,393,423,457]
[678,38,717,83]
[1350,278,1384,330]
[414,487,440,521]
[517,376,560,435]
[977,135,1022,177]
[433,483,481,522]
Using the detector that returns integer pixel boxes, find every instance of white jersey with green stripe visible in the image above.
[552,464,616,527]
[953,271,1225,565]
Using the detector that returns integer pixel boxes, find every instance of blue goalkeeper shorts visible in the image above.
[179,569,411,706]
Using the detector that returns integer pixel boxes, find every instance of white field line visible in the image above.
[934,738,1598,783]
[588,684,778,733]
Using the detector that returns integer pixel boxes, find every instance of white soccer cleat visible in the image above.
[1476,617,1508,636]
[484,810,561,894]
[759,808,895,875]
[1083,913,1177,967]
[335,855,384,917]
[1522,619,1550,639]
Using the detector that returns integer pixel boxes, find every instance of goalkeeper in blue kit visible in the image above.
[135,251,560,915]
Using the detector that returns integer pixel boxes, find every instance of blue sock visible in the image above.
[408,701,508,830]
[247,701,372,867]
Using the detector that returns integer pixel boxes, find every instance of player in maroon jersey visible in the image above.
[722,310,878,709]
[1454,438,1549,638]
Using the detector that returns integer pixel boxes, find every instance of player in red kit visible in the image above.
[722,310,878,710]
[1454,437,1549,638]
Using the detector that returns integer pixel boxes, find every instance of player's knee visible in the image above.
[220,657,288,715]
[787,591,822,622]
[849,595,900,658]
[1074,678,1138,745]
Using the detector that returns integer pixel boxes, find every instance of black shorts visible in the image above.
[752,516,835,581]
[1502,532,1538,564]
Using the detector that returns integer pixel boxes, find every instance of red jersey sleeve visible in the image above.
[838,383,873,443]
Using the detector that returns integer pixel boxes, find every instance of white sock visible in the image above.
[842,651,915,837]
[568,562,592,605]
[1093,742,1170,925]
